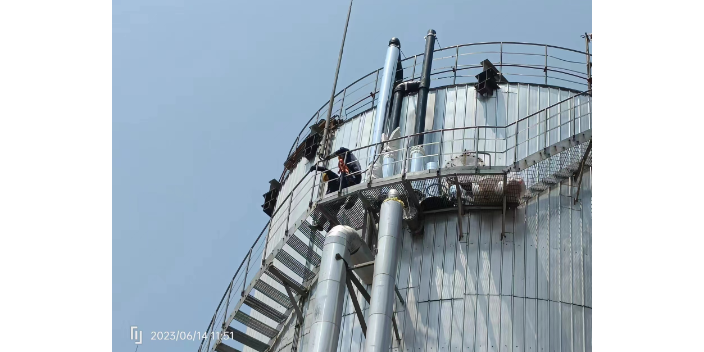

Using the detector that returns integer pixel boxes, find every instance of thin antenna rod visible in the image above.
[319,0,354,161]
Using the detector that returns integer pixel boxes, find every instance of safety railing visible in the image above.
[313,90,591,195]
[197,223,269,352]
[281,41,591,183]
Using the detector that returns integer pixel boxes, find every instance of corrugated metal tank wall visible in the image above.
[280,167,591,352]
[255,82,591,352]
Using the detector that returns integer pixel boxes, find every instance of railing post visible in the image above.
[411,55,418,80]
[222,280,233,329]
[453,46,459,85]
[241,248,252,297]
[373,69,380,106]
[544,45,548,85]
[401,136,410,178]
[571,96,576,138]
[286,188,294,233]
[439,129,445,169]
[499,42,503,77]
[339,88,348,120]
[514,123,519,164]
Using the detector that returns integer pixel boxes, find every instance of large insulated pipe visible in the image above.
[308,225,374,352]
[383,81,420,177]
[369,38,401,178]
[414,29,436,146]
[363,189,405,352]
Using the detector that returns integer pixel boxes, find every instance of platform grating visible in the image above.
[233,311,279,339]
[275,249,315,281]
[243,294,287,324]
[286,234,321,266]
[253,279,292,309]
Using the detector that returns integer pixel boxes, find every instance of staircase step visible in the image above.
[264,269,306,294]
[234,311,279,339]
[275,249,315,281]
[225,326,269,352]
[244,294,287,324]
[215,342,241,352]
[254,279,292,309]
[297,221,325,249]
[286,234,321,266]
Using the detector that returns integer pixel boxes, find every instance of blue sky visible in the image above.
[113,1,591,351]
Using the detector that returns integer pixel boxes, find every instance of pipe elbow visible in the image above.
[326,225,362,254]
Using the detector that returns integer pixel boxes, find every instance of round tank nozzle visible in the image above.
[387,189,400,198]
[389,37,401,48]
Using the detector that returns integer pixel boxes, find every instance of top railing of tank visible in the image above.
[282,41,592,177]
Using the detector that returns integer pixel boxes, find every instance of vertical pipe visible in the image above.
[368,38,401,165]
[363,189,405,352]
[415,29,436,146]
[309,225,373,352]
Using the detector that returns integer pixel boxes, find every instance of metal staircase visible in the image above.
[202,128,592,352]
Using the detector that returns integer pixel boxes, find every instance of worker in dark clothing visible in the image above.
[310,147,362,194]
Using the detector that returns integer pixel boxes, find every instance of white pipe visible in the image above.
[368,39,400,179]
[409,145,426,172]
[308,225,374,352]
[363,189,405,352]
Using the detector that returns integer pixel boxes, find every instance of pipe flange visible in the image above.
[383,197,405,208]
[409,145,426,155]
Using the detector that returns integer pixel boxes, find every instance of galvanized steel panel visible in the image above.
[442,215,458,300]
[560,303,572,352]
[453,86,467,158]
[419,215,436,301]
[524,298,537,352]
[501,218,515,296]
[537,300,549,352]
[464,294,478,352]
[466,212,481,295]
[571,190,584,306]
[584,308,591,352]
[475,294,490,352]
[513,297,525,352]
[560,184,572,304]
[452,214,467,299]
[488,296,501,352]
[490,213,502,296]
[432,214,447,301]
[513,206,526,298]
[415,302,430,352]
[537,191,550,300]
[572,306,584,352]
[549,186,561,301]
[525,198,538,299]
[582,169,592,307]
[402,287,420,352]
[350,313,363,352]
[443,87,457,165]
[450,299,463,352]
[500,295,513,352]
[478,213,492,295]
[549,301,560,352]
[409,232,423,289]
[397,228,413,290]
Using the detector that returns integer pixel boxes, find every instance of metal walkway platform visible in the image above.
[203,128,591,352]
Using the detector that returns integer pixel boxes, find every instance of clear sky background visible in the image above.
[113,1,591,351]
